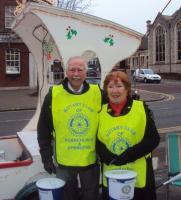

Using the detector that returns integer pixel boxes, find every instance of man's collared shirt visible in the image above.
[68,82,84,94]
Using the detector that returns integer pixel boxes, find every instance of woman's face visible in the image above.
[107,79,128,104]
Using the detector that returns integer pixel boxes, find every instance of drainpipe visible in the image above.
[138,52,140,70]
[169,23,171,73]
[160,0,172,73]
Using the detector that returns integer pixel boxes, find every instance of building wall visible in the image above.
[0,0,33,88]
[0,43,29,87]
[129,8,181,74]
[0,0,16,30]
[128,50,148,72]
[148,10,181,73]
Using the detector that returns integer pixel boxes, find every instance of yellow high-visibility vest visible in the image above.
[98,100,147,188]
[52,84,101,166]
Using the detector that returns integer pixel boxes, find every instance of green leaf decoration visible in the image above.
[104,37,110,42]
[66,31,72,39]
[104,35,114,46]
[66,27,78,40]
[71,29,77,36]
[109,39,114,46]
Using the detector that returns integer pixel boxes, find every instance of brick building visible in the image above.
[0,0,37,88]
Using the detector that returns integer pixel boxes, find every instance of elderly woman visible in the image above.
[97,71,160,200]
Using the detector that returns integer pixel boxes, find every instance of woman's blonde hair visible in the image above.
[103,70,131,96]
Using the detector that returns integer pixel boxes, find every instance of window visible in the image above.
[88,59,97,66]
[5,6,15,28]
[133,57,138,66]
[140,70,144,74]
[6,49,20,74]
[136,57,139,66]
[156,26,165,62]
[140,56,144,66]
[177,21,181,60]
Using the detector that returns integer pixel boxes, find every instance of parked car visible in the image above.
[86,66,101,85]
[133,68,161,83]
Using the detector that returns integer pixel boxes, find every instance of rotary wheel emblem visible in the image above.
[68,114,89,136]
[122,185,131,194]
[112,138,129,154]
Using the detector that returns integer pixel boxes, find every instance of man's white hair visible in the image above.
[66,56,88,70]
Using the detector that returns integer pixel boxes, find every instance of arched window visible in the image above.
[177,21,181,60]
[155,26,165,62]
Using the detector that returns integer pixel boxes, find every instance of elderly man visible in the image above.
[37,56,105,200]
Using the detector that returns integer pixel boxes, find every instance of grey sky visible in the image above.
[90,0,180,34]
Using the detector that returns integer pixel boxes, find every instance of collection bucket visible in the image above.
[36,177,65,200]
[105,169,137,200]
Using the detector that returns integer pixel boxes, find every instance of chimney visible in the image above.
[146,20,151,32]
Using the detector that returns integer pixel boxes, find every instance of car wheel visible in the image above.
[144,78,147,83]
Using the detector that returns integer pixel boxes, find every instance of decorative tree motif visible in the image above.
[104,34,114,46]
[66,26,77,39]
[42,40,54,60]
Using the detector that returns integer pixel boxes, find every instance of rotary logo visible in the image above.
[122,185,131,194]
[68,113,89,136]
[111,138,130,154]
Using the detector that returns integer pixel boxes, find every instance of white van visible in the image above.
[133,68,161,83]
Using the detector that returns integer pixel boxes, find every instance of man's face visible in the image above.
[66,58,87,91]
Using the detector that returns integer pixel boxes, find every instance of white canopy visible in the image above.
[13,2,142,131]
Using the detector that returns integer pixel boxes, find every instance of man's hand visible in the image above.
[43,161,56,174]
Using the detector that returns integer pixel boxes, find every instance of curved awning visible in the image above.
[13,2,142,131]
